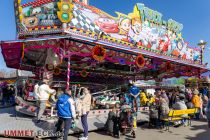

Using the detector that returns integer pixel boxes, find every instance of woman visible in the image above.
[159,97,170,120]
[79,88,91,140]
[105,108,116,136]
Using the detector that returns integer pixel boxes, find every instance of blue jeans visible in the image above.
[56,117,72,140]
[1,96,8,106]
[195,108,200,120]
[81,112,89,137]
[9,96,15,105]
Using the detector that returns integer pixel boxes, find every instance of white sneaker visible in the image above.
[83,137,88,140]
[79,136,88,140]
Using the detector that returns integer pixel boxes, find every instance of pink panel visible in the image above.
[1,42,22,68]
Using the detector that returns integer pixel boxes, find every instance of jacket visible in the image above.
[160,102,170,119]
[81,93,91,115]
[35,84,55,101]
[56,94,76,118]
[192,95,201,108]
[161,93,169,105]
[172,101,187,110]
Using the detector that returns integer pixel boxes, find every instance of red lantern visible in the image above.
[54,67,61,75]
[80,69,89,78]
[135,54,145,68]
[165,61,172,71]
[92,45,106,62]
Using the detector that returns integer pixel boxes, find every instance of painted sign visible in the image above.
[18,0,201,62]
[162,77,185,86]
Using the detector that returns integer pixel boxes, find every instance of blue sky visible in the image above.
[0,0,210,70]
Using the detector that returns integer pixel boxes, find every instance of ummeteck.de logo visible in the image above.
[4,130,63,137]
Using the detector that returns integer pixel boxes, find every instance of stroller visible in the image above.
[119,105,136,138]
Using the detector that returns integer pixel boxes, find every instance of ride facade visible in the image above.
[0,0,209,138]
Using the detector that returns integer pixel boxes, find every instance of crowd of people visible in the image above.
[34,78,92,140]
[2,78,210,140]
[140,87,210,128]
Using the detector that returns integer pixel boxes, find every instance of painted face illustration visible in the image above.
[159,40,165,50]
[95,17,119,33]
[32,7,42,15]
[119,18,131,33]
[177,41,183,50]
[131,18,142,35]
[23,16,39,28]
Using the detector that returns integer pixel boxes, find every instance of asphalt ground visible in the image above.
[0,120,209,140]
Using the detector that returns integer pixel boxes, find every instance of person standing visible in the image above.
[192,89,201,120]
[170,90,178,108]
[56,89,76,140]
[206,97,210,128]
[35,79,56,123]
[105,108,116,136]
[79,88,91,140]
[158,97,170,128]
[9,85,16,105]
[1,85,8,106]
[161,90,169,105]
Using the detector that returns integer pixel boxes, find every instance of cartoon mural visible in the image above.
[19,0,201,62]
[21,1,61,28]
[77,2,201,62]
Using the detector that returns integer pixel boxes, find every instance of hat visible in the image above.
[179,94,185,100]
[193,89,199,95]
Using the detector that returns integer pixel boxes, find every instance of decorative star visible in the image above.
[128,5,141,19]
[176,33,182,40]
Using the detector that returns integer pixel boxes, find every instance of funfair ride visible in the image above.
[0,0,209,138]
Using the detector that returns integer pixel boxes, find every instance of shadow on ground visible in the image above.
[185,123,210,140]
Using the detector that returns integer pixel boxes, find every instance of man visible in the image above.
[35,79,56,123]
[79,88,91,140]
[56,89,76,140]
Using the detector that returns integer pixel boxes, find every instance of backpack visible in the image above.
[56,94,72,118]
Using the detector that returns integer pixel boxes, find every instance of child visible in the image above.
[113,109,120,138]
[105,108,115,135]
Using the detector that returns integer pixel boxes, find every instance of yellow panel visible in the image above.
[185,108,197,114]
[18,0,21,4]
[168,110,173,117]
[171,117,183,121]
[57,2,62,10]
[172,110,186,116]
